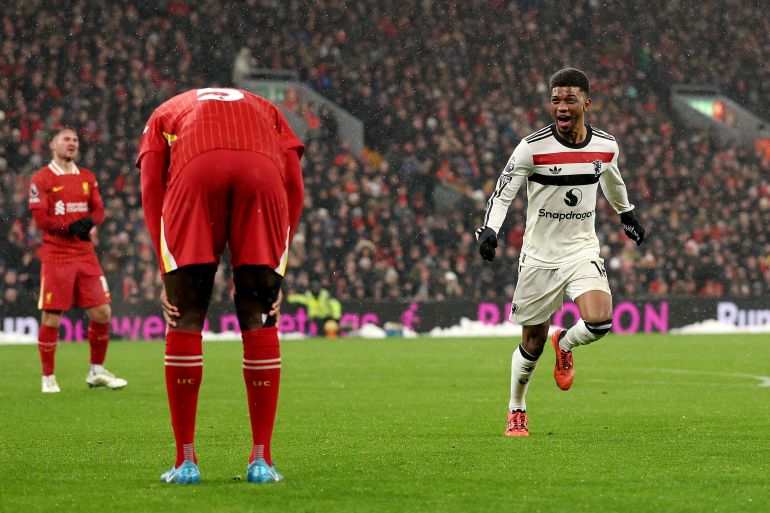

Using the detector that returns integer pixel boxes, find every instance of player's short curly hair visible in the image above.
[50,125,77,142]
[549,68,590,96]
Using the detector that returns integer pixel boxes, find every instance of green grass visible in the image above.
[1,334,769,513]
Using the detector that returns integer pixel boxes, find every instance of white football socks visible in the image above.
[508,344,539,412]
[559,319,612,352]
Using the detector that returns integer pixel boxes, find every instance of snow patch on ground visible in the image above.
[669,319,770,334]
[357,323,418,339]
[426,318,562,338]
[202,330,307,341]
[4,318,770,345]
[0,332,36,345]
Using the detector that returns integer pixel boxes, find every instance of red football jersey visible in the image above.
[28,162,105,260]
[135,88,305,186]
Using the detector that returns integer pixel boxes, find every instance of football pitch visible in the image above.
[1,334,768,513]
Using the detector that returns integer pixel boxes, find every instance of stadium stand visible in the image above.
[2,0,769,314]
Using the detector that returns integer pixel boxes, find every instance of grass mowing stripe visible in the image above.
[0,335,768,513]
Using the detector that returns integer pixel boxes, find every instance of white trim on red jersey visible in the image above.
[48,161,80,175]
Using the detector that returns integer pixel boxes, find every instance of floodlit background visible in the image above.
[0,2,769,512]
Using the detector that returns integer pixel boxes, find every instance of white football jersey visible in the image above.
[484,124,634,268]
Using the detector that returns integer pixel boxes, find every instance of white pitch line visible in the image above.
[592,367,770,388]
[654,368,770,388]
[585,378,761,388]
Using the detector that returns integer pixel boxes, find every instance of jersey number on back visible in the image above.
[196,88,245,102]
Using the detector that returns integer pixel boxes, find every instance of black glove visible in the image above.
[475,226,498,261]
[68,217,95,241]
[620,210,645,246]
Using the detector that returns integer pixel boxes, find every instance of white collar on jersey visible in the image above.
[48,160,80,175]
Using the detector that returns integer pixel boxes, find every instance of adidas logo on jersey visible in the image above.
[548,166,562,174]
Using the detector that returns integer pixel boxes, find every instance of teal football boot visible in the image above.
[247,458,283,483]
[160,460,200,484]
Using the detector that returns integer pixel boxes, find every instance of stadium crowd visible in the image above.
[1,0,769,313]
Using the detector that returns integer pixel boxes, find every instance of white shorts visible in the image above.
[510,258,611,326]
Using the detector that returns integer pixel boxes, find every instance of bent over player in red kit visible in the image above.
[28,127,127,393]
[137,88,305,484]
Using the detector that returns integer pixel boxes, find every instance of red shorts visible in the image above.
[39,253,110,311]
[159,149,290,275]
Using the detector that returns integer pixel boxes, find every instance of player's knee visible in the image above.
[233,265,282,330]
[234,285,279,330]
[584,319,612,340]
[521,324,549,356]
[41,310,63,328]
[88,304,111,323]
[234,308,264,331]
[175,307,209,332]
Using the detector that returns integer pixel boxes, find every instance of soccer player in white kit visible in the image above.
[476,69,646,436]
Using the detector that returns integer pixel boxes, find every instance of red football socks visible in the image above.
[165,330,203,467]
[242,327,281,466]
[38,325,58,376]
[88,320,110,365]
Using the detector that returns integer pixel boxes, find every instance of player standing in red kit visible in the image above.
[137,88,305,484]
[28,127,127,393]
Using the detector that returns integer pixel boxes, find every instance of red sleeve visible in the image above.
[31,209,70,236]
[139,150,169,260]
[275,106,305,159]
[89,176,105,224]
[284,149,304,243]
[135,110,169,168]
[28,175,70,236]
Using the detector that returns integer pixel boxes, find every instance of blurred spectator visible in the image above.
[287,281,342,337]
[2,0,770,310]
